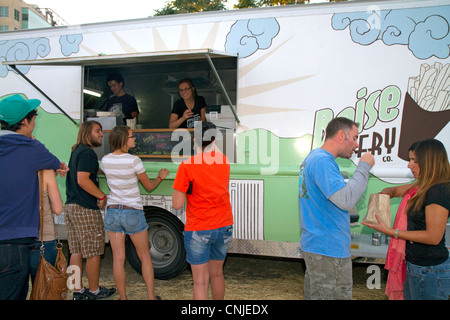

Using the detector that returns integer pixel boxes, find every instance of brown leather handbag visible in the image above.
[30,171,68,300]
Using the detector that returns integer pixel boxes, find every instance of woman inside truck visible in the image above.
[363,138,450,300]
[169,78,206,129]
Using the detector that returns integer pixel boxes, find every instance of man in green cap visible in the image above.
[0,94,68,300]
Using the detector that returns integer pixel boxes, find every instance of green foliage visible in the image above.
[154,0,227,16]
[234,0,258,9]
[153,0,319,15]
[257,0,307,6]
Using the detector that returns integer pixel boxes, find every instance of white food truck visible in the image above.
[1,0,449,279]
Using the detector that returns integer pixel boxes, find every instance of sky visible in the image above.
[30,0,239,26]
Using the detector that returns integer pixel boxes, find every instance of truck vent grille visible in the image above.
[229,180,264,240]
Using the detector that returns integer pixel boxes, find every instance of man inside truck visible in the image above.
[105,73,139,125]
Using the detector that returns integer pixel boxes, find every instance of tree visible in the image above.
[154,0,340,15]
[234,0,258,9]
[154,0,227,16]
[258,0,307,6]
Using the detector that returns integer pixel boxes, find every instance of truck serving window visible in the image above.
[4,49,238,162]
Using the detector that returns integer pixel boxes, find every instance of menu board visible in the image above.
[129,129,194,158]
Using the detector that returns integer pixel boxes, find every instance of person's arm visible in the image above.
[169,109,192,129]
[137,169,169,192]
[363,204,448,245]
[328,160,372,211]
[172,162,189,210]
[199,96,207,122]
[43,170,63,215]
[200,107,206,122]
[381,182,416,198]
[172,189,186,210]
[34,140,67,176]
[77,171,107,209]
[169,113,182,129]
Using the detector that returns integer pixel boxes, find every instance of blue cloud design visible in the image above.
[332,6,450,59]
[225,18,280,58]
[59,34,83,56]
[0,38,50,77]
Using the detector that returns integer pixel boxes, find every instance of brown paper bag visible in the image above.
[362,193,391,226]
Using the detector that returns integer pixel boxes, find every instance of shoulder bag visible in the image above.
[30,171,69,300]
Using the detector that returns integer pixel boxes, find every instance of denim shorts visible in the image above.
[184,225,233,265]
[104,208,148,235]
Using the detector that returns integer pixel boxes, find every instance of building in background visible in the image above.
[0,0,66,31]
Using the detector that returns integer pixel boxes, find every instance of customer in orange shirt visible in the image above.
[172,122,233,300]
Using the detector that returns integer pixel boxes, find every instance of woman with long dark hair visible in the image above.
[363,138,450,300]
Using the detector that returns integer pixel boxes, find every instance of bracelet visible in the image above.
[156,176,162,182]
[394,229,399,239]
[99,194,106,201]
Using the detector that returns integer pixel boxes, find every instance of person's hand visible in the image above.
[57,162,69,177]
[182,108,193,120]
[98,196,107,209]
[360,152,375,167]
[158,169,169,180]
[362,213,391,235]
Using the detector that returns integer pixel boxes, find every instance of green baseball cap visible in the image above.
[0,94,41,125]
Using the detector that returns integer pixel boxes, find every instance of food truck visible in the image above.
[1,0,449,279]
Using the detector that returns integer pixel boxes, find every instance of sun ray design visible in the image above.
[239,75,315,99]
[80,44,98,56]
[202,22,220,48]
[152,28,168,51]
[238,103,303,117]
[112,31,137,53]
[239,37,292,79]
[178,25,190,49]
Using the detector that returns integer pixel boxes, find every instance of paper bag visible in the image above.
[362,193,391,226]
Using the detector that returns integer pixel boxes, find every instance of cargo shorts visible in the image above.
[64,203,105,258]
[302,250,352,300]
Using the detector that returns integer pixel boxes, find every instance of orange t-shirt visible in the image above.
[173,151,233,231]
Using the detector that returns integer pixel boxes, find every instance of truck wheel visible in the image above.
[125,206,187,280]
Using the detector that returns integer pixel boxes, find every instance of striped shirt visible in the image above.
[101,153,146,210]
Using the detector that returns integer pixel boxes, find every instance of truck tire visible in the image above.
[125,206,187,280]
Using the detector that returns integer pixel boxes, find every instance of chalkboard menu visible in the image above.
[129,129,194,158]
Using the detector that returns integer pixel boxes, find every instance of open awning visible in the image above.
[3,49,237,67]
[2,49,239,124]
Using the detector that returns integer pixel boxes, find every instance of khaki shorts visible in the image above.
[64,203,105,258]
[302,250,352,300]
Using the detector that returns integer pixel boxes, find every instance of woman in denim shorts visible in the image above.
[173,122,234,300]
[101,126,169,300]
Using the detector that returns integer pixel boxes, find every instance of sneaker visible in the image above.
[86,286,117,300]
[72,287,88,300]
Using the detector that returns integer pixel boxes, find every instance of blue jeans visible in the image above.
[184,225,233,265]
[0,239,33,300]
[29,240,58,282]
[404,256,450,300]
